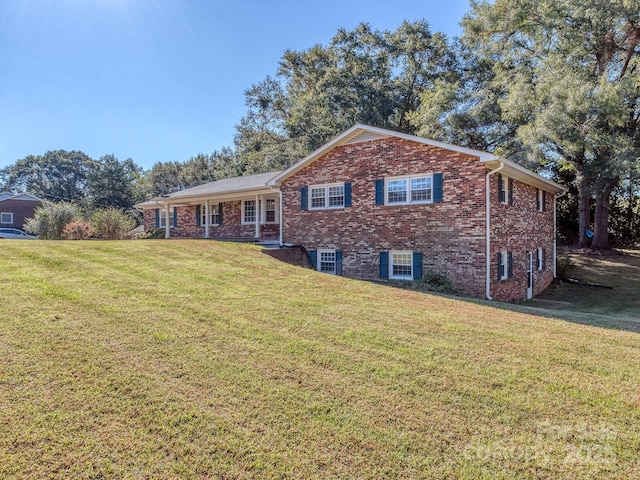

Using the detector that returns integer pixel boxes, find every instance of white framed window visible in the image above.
[537,247,544,271]
[159,209,174,228]
[537,189,545,212]
[201,203,220,226]
[242,198,278,224]
[265,199,276,223]
[243,200,257,224]
[390,250,413,280]
[0,212,12,224]
[386,175,432,205]
[499,175,509,204]
[309,183,345,210]
[499,250,508,280]
[317,249,337,274]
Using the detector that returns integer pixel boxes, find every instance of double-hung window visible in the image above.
[386,175,433,205]
[498,174,513,205]
[498,250,513,280]
[536,189,545,212]
[318,249,337,274]
[159,209,174,228]
[310,183,345,210]
[242,198,278,224]
[265,199,276,223]
[0,212,12,224]
[201,203,221,226]
[243,200,257,223]
[390,251,413,280]
[537,248,544,271]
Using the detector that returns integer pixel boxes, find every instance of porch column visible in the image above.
[204,199,210,239]
[165,204,171,239]
[254,194,260,239]
[278,190,283,246]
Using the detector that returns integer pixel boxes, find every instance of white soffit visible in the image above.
[342,131,389,145]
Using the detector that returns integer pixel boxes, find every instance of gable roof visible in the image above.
[0,192,44,202]
[268,124,566,193]
[135,171,281,208]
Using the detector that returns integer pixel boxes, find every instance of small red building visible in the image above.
[0,192,43,230]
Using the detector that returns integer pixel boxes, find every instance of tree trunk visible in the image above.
[578,176,592,247]
[591,181,616,250]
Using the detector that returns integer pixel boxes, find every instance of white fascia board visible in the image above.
[483,157,567,193]
[136,187,278,209]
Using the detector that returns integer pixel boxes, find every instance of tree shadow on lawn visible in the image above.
[447,248,640,334]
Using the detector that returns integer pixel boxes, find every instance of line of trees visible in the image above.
[1,4,639,247]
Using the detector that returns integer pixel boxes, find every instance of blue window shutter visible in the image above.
[196,205,201,226]
[497,252,502,281]
[344,182,352,207]
[380,251,389,279]
[173,207,178,227]
[413,252,423,280]
[219,203,223,225]
[375,179,384,205]
[536,188,540,211]
[336,251,343,275]
[433,173,443,203]
[301,186,308,210]
[542,191,546,211]
[309,250,317,270]
[542,248,545,270]
[508,251,514,278]
[497,174,504,203]
[508,178,514,205]
[155,209,159,228]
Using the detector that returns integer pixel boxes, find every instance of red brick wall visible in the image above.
[489,176,555,301]
[281,137,488,298]
[143,201,278,239]
[0,199,42,229]
[281,137,556,302]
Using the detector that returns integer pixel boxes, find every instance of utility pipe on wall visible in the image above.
[485,162,505,301]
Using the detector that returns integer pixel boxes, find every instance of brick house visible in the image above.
[136,125,566,302]
[0,192,43,229]
[137,172,282,240]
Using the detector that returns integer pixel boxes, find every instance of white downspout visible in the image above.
[553,190,567,278]
[486,162,505,300]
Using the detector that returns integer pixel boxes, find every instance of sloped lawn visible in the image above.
[0,240,638,479]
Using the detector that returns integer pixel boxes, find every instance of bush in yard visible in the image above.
[63,221,94,240]
[147,228,166,239]
[90,207,136,240]
[390,271,457,294]
[556,256,575,277]
[23,201,82,240]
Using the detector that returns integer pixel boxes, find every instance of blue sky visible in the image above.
[0,0,471,170]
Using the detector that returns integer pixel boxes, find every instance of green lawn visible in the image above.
[1,240,639,479]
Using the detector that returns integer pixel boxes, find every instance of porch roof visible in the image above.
[135,171,282,208]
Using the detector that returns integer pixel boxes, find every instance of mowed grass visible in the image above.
[0,240,639,479]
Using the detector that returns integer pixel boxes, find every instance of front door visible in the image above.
[526,251,533,299]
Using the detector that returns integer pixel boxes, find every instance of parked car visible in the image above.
[0,228,37,239]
